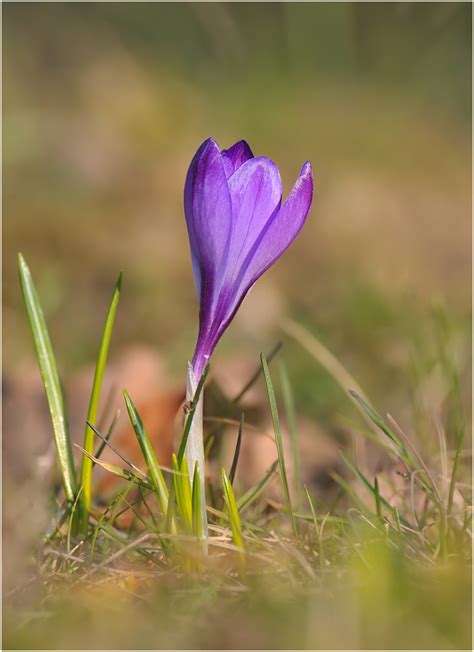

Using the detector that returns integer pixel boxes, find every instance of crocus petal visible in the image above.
[225,157,282,275]
[184,138,232,298]
[221,140,254,177]
[231,161,313,309]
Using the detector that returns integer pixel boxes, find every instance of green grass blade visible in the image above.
[123,389,169,515]
[86,419,146,477]
[374,476,382,521]
[222,468,244,549]
[93,410,119,462]
[261,354,297,536]
[237,460,278,512]
[231,341,282,404]
[349,390,409,457]
[172,454,192,532]
[192,463,202,538]
[229,413,244,486]
[304,485,325,570]
[279,359,302,511]
[304,485,320,538]
[74,443,154,492]
[78,272,122,532]
[18,253,77,503]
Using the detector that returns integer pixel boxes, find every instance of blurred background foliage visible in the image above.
[4,1,471,426]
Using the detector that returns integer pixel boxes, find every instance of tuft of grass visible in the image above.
[11,283,471,651]
[18,253,77,504]
[77,272,122,534]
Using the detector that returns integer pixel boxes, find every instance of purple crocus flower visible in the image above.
[185,138,313,379]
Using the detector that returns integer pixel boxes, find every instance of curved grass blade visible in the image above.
[123,389,169,515]
[78,272,122,533]
[222,468,244,549]
[18,253,77,503]
[261,354,297,536]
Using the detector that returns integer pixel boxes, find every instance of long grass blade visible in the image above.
[374,476,382,521]
[93,410,119,462]
[349,391,409,458]
[261,354,297,536]
[78,272,122,532]
[86,419,147,477]
[279,359,302,511]
[74,444,154,491]
[229,413,244,486]
[231,341,282,404]
[18,253,77,503]
[123,389,169,515]
[173,454,192,531]
[304,485,320,538]
[281,319,369,465]
[192,463,203,538]
[222,468,244,549]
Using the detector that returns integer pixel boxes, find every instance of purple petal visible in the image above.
[184,138,232,297]
[225,157,282,278]
[231,161,313,308]
[222,140,254,178]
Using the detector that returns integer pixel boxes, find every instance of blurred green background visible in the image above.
[4,2,471,419]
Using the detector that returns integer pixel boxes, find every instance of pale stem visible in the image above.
[185,362,208,538]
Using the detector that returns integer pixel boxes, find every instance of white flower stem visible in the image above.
[185,362,208,538]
